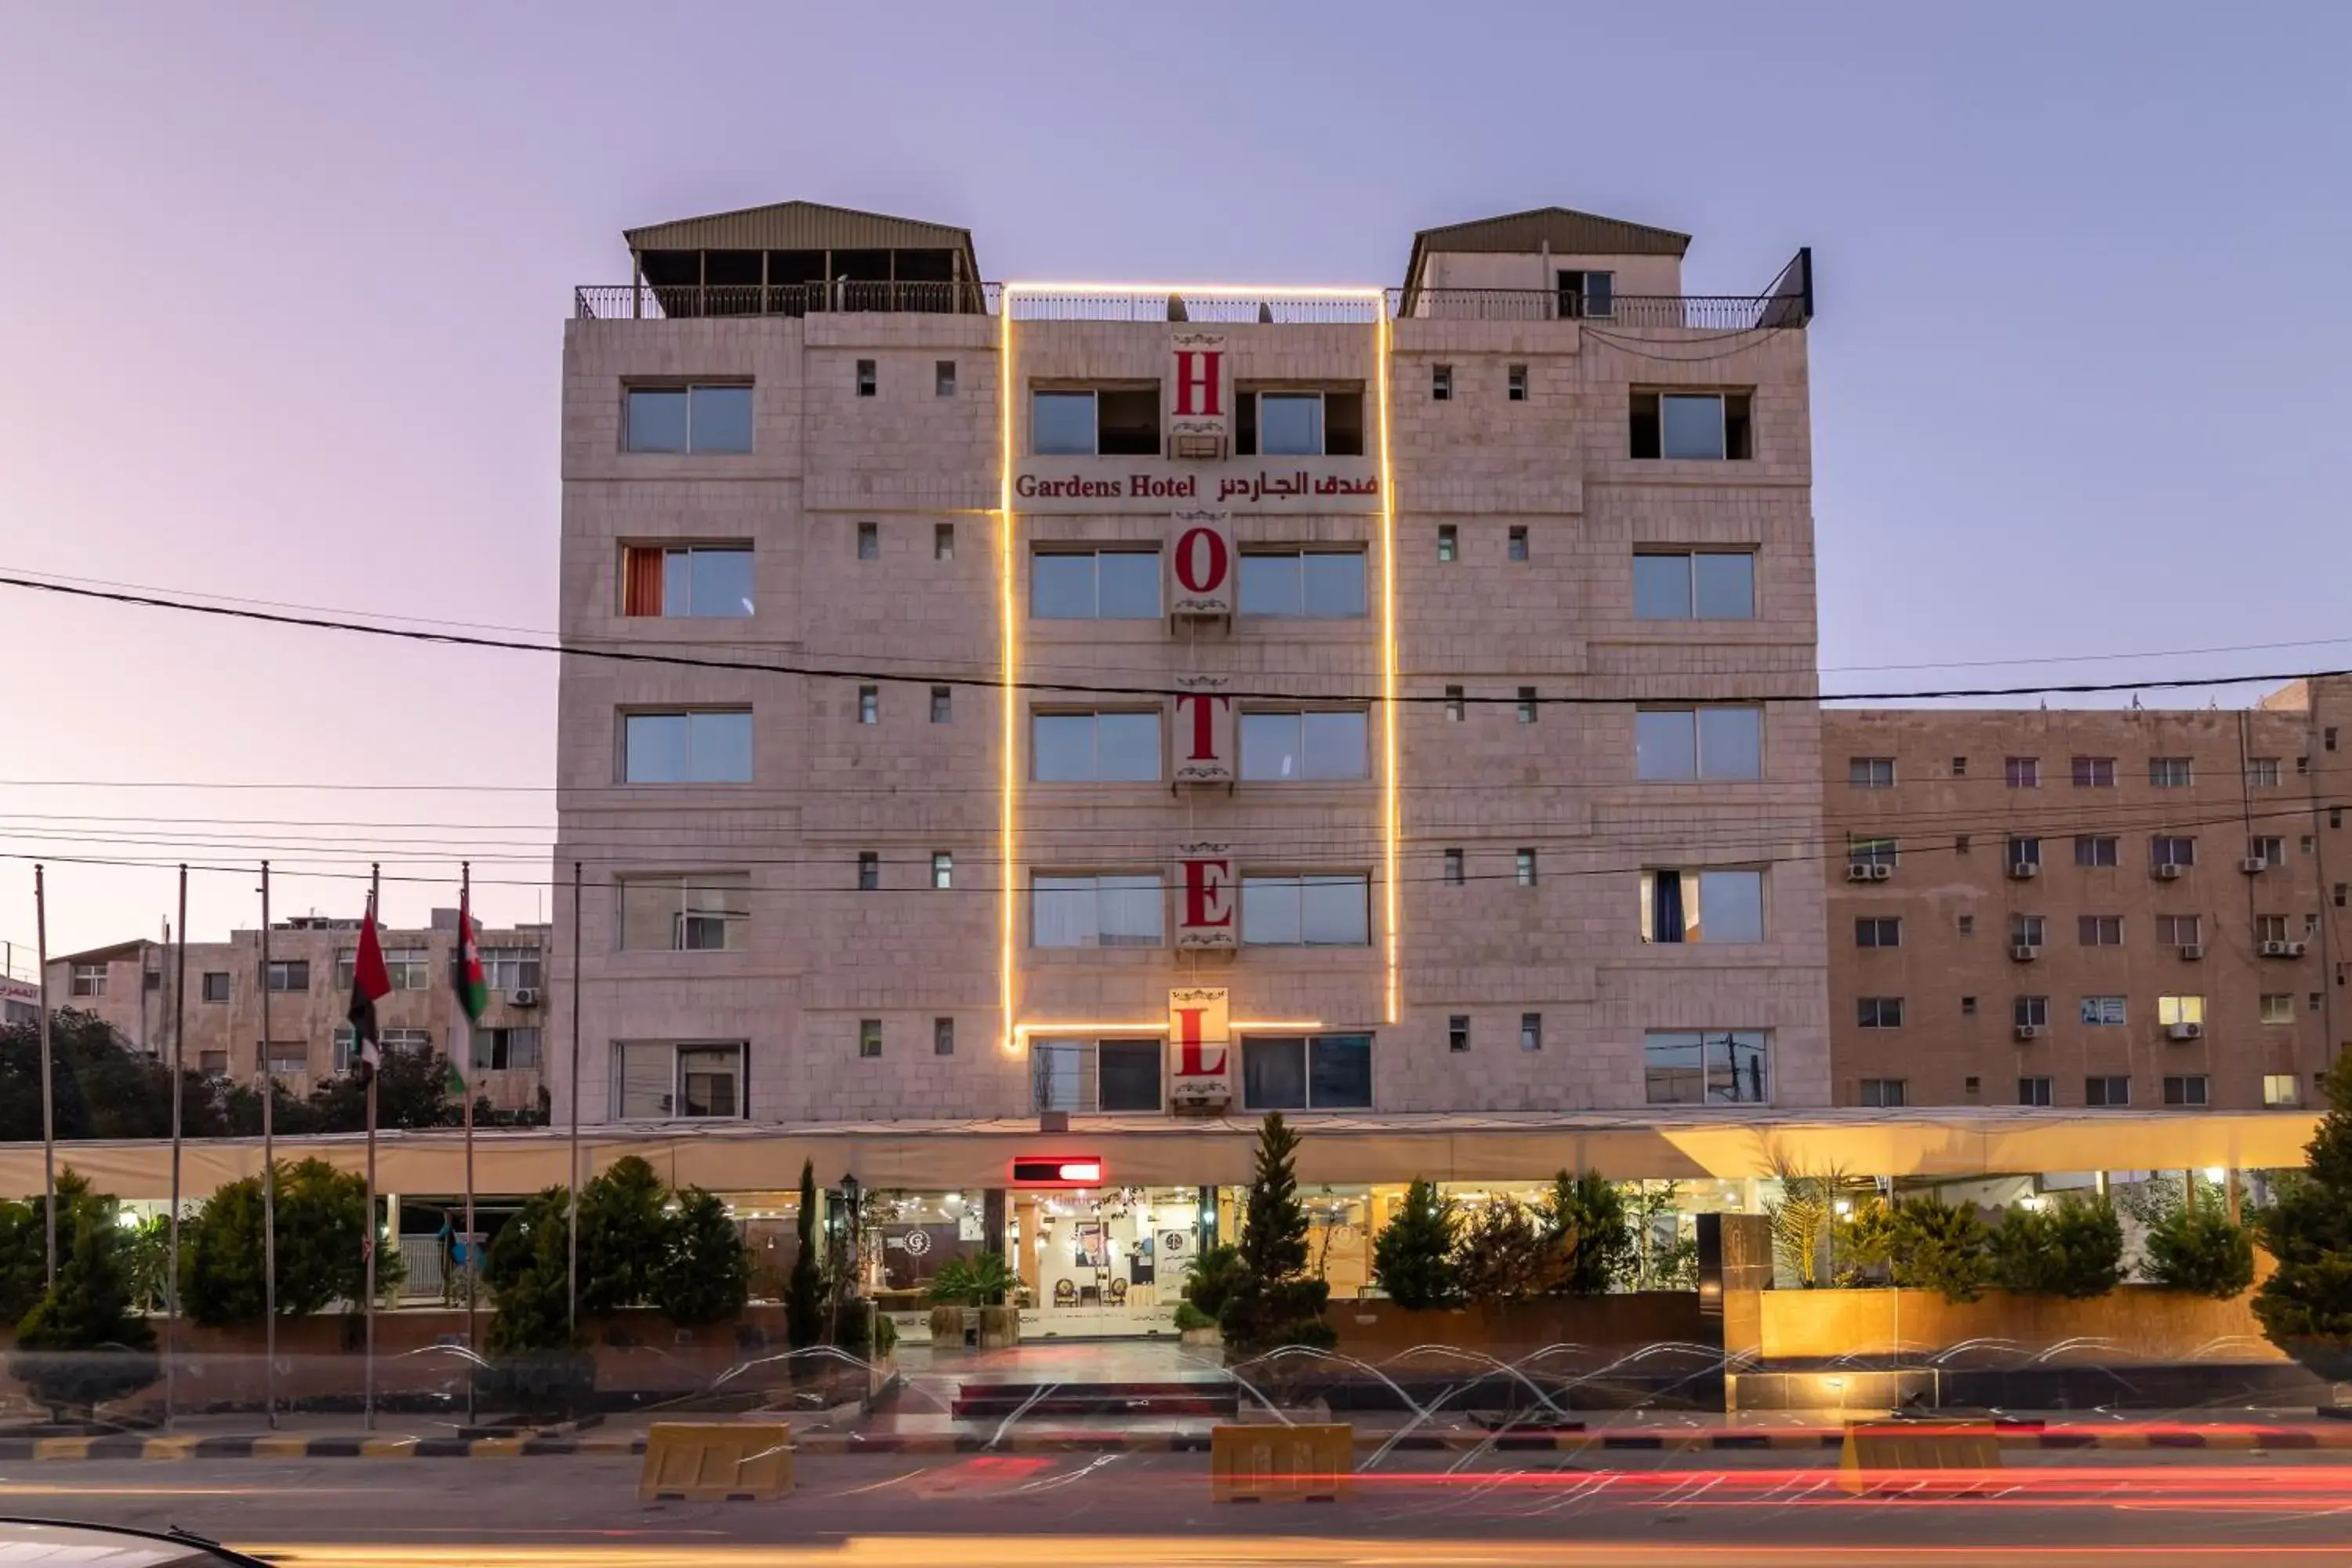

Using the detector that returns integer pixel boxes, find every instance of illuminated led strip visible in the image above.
[1374,311,1401,1023]
[1013,1019,1326,1040]
[997,303,1019,1051]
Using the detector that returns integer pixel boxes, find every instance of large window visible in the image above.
[1238,550,1367,618]
[1032,387,1160,456]
[1635,706,1763,781]
[2080,995,2128,1026]
[472,1026,542,1072]
[265,960,310,993]
[620,873,751,952]
[69,964,107,997]
[1032,1038,1164,1114]
[1643,1029,1769,1105]
[1242,1034,1373,1111]
[1033,710,1162,782]
[621,546,753,619]
[1632,552,1755,619]
[622,710,752,783]
[626,384,753,454]
[481,946,541,993]
[612,1041,746,1120]
[1032,874,1163,948]
[1630,391,1752,459]
[1639,869,1765,943]
[1236,388,1366,457]
[1240,710,1370,782]
[1240,875,1370,946]
[201,971,230,1004]
[2158,995,2206,1026]
[1031,550,1161,619]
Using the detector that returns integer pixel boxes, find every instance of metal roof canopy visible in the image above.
[1402,205,1693,294]
[623,198,979,288]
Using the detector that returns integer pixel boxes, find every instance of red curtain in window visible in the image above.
[622,547,664,616]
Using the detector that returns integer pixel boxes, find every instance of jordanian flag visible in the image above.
[448,891,488,1097]
[347,905,392,1083]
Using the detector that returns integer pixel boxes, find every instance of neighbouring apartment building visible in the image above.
[44,913,550,1112]
[1824,678,2351,1112]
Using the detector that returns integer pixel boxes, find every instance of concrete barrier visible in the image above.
[638,1421,793,1502]
[1838,1421,2004,1495]
[1209,1423,1352,1503]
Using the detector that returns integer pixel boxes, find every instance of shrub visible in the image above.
[576,1156,669,1314]
[1989,1198,2125,1298]
[927,1250,1015,1308]
[1543,1171,1635,1297]
[10,1186,158,1419]
[2256,1054,2352,1349]
[1183,1242,1245,1321]
[0,1169,96,1325]
[178,1159,402,1324]
[1370,1178,1459,1308]
[1889,1196,1991,1303]
[1218,1113,1334,1354]
[1453,1197,1563,1303]
[478,1185,589,1417]
[2143,1205,2256,1298]
[1173,1301,1216,1332]
[658,1187,750,1327]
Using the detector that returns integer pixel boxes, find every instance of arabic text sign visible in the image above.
[1013,459,1381,514]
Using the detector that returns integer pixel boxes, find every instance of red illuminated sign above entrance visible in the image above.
[1010,1156,1105,1187]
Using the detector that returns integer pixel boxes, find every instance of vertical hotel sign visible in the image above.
[1169,985,1231,1097]
[1169,330,1228,445]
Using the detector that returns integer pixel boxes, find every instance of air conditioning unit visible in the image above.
[2013,1024,2042,1042]
[2286,940,2309,957]
[2241,857,2270,875]
[1844,862,1877,883]
[2178,943,2205,960]
[2009,943,2042,963]
[2165,1022,2204,1042]
[2008,861,2039,880]
[509,987,540,1007]
[2153,862,2183,880]
[2259,939,2291,957]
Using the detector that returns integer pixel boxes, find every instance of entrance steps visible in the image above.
[949,1380,1240,1420]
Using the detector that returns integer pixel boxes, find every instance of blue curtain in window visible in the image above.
[1651,870,1684,944]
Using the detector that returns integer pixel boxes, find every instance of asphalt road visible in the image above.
[8,1449,2352,1566]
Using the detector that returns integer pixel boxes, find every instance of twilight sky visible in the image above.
[1,2,2346,959]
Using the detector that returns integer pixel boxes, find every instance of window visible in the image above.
[2078,915,2124,947]
[2156,914,2201,947]
[1857,996,1904,1029]
[2005,756,2040,788]
[2163,1075,2209,1107]
[1632,551,1756,619]
[2081,995,2127,1025]
[2011,914,2047,947]
[1431,365,1451,401]
[1442,849,1464,885]
[1237,550,1367,618]
[1443,686,1465,722]
[1856,916,1901,948]
[2158,995,2205,1026]
[2008,834,2042,866]
[625,383,752,454]
[2252,835,2285,866]
[1635,706,1763,781]
[1032,874,1163,948]
[2265,1073,2302,1108]
[1849,757,1896,789]
[2086,1075,2131,1107]
[2245,757,2281,787]
[1031,549,1160,619]
[472,1026,541,1072]
[481,947,540,993]
[935,524,955,561]
[1243,1034,1373,1111]
[1958,914,1976,935]
[2016,996,2050,1028]
[201,971,230,1004]
[935,1018,955,1056]
[1241,875,1371,946]
[620,546,754,618]
[1447,1015,1470,1053]
[855,521,879,560]
[1032,1038,1165,1113]
[1520,1013,1542,1051]
[1508,526,1529,562]
[931,852,953,890]
[2020,1076,2053,1106]
[1558,269,1614,318]
[1643,1030,1769,1105]
[1629,390,1752,460]
[930,686,952,724]
[857,687,879,724]
[1516,688,1537,724]
[1859,1079,1907,1109]
[266,960,310,993]
[2151,835,2196,868]
[620,873,751,952]
[2262,993,2295,1023]
[858,1019,882,1059]
[2257,913,2291,944]
[848,358,875,397]
[1951,756,1969,778]
[1641,869,1766,943]
[69,964,107,997]
[2072,756,2117,788]
[1955,836,1973,855]
[1515,849,1537,887]
[2149,756,2192,788]
[1033,710,1162,782]
[622,710,752,783]
[1030,387,1158,456]
[1236,388,1364,457]
[612,1041,743,1119]
[2074,835,2120,867]
[1507,365,1527,401]
[1849,837,1899,869]
[857,852,879,891]
[935,360,956,397]
[384,946,430,991]
[1240,710,1370,781]
[260,1043,310,1077]
[199,1051,227,1078]
[1437,525,1457,562]
[1961,996,1978,1014]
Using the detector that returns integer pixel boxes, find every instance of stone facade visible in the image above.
[551,207,1828,1138]
[1823,680,2350,1111]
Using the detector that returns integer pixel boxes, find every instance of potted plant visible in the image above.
[924,1257,978,1346]
[1179,1242,1243,1348]
[923,1250,1019,1349]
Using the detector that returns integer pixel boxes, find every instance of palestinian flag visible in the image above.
[448,891,488,1097]
[347,905,392,1083]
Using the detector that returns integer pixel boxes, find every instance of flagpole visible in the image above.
[167,864,187,1431]
[567,859,582,1338]
[34,864,54,1289]
[259,861,277,1430]
[461,862,477,1425]
[364,864,379,1432]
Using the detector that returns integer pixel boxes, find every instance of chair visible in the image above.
[1052,1279,1077,1308]
[1106,1278,1128,1305]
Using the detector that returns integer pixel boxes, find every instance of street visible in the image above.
[9,1448,2352,1565]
